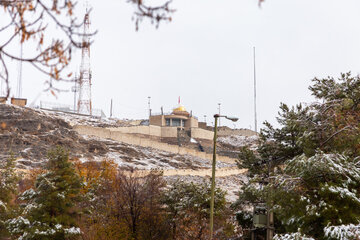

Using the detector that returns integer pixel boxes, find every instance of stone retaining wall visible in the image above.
[74,125,237,164]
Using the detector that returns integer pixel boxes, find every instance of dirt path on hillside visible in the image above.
[126,167,247,177]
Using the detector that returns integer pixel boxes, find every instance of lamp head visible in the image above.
[225,116,239,122]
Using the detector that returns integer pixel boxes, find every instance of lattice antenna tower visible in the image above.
[77,5,92,115]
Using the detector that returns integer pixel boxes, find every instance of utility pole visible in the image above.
[253,47,258,133]
[204,115,207,124]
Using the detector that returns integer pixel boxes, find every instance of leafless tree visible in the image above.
[112,170,168,240]
[0,0,174,98]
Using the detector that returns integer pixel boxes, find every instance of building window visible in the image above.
[181,120,185,127]
[166,119,170,126]
[172,119,181,127]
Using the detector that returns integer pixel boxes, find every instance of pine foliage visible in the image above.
[236,73,360,239]
[7,147,82,240]
[0,156,19,236]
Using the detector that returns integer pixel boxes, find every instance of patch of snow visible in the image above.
[273,232,314,240]
[218,135,258,149]
[328,186,360,203]
[324,224,360,240]
[64,227,81,235]
[0,200,7,211]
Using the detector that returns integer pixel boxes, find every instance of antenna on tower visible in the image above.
[253,47,258,133]
[77,6,92,115]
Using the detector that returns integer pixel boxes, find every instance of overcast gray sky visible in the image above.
[4,0,360,130]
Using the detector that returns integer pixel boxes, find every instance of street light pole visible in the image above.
[210,114,238,239]
[210,114,219,239]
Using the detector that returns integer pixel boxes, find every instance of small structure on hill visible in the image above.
[11,97,27,107]
[150,104,198,129]
[0,97,6,104]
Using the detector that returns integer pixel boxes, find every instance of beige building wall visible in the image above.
[149,115,164,126]
[185,117,198,128]
[0,97,6,104]
[190,127,214,140]
[11,98,27,107]
[218,128,257,137]
[161,127,178,138]
[108,125,214,140]
[108,126,162,137]
[73,125,238,164]
[198,122,207,129]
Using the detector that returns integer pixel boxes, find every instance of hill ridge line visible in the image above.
[73,125,239,164]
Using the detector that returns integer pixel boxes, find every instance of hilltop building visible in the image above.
[149,104,198,129]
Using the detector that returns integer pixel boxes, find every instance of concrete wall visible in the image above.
[108,125,179,138]
[149,115,164,126]
[73,125,237,164]
[185,117,198,128]
[190,127,214,140]
[161,127,178,138]
[11,98,27,107]
[218,128,257,137]
[108,125,162,137]
[198,122,207,130]
[123,167,247,177]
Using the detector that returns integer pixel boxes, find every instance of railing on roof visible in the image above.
[151,111,198,120]
[151,111,172,116]
[39,101,106,118]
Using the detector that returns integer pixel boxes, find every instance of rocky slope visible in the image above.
[0,104,234,170]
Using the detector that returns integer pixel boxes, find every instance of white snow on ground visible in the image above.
[80,136,236,170]
[324,224,360,240]
[218,135,258,149]
[273,233,314,240]
[33,108,128,127]
[164,174,248,202]
[20,107,251,202]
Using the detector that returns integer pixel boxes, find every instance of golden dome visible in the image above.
[173,105,187,112]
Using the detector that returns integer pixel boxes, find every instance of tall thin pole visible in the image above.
[210,114,219,240]
[110,99,113,118]
[218,103,221,127]
[17,42,23,98]
[253,47,258,133]
[148,96,151,117]
[72,73,77,112]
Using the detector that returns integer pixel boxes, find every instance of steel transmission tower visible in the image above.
[77,10,92,115]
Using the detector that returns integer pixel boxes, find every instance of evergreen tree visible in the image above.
[163,180,233,239]
[7,147,82,240]
[235,73,360,239]
[0,156,19,237]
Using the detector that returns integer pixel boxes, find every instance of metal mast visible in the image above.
[77,9,92,115]
[253,47,258,133]
[17,42,23,98]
